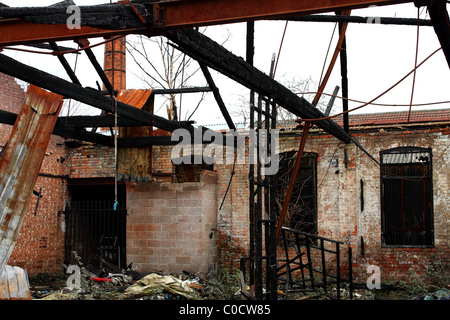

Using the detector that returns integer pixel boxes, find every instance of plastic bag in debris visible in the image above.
[124,273,197,299]
[433,288,450,300]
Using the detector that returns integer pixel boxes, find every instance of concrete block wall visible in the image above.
[126,171,218,276]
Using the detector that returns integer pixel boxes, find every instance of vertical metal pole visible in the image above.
[336,242,341,300]
[269,100,278,300]
[282,228,291,286]
[320,239,327,293]
[348,246,353,300]
[295,233,306,289]
[247,20,256,297]
[338,19,350,134]
[255,95,263,300]
[64,203,71,265]
[306,235,315,290]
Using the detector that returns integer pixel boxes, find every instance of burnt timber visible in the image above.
[0,0,448,301]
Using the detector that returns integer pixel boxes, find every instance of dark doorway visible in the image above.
[65,179,127,269]
[275,151,318,236]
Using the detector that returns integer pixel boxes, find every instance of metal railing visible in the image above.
[278,227,353,300]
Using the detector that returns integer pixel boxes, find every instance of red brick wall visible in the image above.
[126,171,218,276]
[0,73,68,275]
[213,127,449,284]
[68,144,116,179]
[278,128,450,283]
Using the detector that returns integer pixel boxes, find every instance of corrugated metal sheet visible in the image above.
[117,89,154,182]
[0,85,63,276]
[0,265,31,300]
[116,89,153,111]
[382,151,431,164]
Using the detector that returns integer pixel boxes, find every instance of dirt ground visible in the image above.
[28,272,450,301]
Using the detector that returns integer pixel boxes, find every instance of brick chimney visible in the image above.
[104,37,126,90]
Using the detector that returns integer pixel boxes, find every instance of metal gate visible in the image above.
[65,200,127,269]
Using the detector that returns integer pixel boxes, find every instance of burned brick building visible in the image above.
[0,1,449,300]
[1,70,448,285]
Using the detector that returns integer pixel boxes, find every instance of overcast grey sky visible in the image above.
[2,1,449,126]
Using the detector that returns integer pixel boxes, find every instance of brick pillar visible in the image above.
[104,37,126,90]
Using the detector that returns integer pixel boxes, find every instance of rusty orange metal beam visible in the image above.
[156,0,413,28]
[0,0,414,47]
[275,120,311,240]
[276,10,351,240]
[0,18,144,47]
[0,85,63,276]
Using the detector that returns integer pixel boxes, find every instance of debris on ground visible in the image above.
[412,288,450,300]
[0,265,32,300]
[123,273,198,299]
[27,260,450,301]
[29,260,230,300]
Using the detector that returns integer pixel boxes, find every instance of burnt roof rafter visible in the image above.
[0,53,193,134]
[0,0,447,144]
[166,28,353,143]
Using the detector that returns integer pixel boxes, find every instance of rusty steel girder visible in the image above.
[0,86,63,276]
[0,0,414,47]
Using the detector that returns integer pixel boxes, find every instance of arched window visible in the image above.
[380,147,434,247]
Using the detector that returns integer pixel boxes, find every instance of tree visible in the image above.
[126,35,203,121]
[230,75,336,130]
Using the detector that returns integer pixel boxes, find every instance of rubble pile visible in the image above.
[31,263,231,300]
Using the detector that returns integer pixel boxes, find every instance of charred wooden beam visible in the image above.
[117,132,235,148]
[338,16,350,134]
[279,14,433,26]
[0,109,113,145]
[0,1,419,47]
[427,0,450,68]
[0,2,150,29]
[48,41,82,86]
[57,115,195,128]
[26,43,80,53]
[0,53,192,133]
[0,109,16,126]
[199,63,236,130]
[152,86,212,95]
[78,40,115,96]
[166,28,351,143]
[1,108,224,147]
[53,127,113,146]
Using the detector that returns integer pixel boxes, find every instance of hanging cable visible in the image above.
[295,91,450,108]
[319,22,338,86]
[407,7,421,123]
[114,95,118,211]
[179,53,186,121]
[3,35,124,56]
[297,47,442,123]
[273,21,289,79]
[66,42,80,117]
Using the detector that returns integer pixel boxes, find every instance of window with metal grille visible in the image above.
[380,147,434,247]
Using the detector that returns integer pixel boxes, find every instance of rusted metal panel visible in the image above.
[0,265,31,300]
[0,85,63,276]
[117,89,155,182]
[157,0,411,28]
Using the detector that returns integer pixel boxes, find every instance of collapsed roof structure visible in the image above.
[0,0,448,300]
